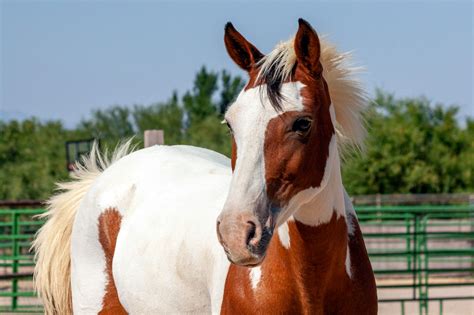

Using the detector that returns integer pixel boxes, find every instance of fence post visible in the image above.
[144,130,164,148]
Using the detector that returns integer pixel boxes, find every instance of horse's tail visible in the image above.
[32,140,134,315]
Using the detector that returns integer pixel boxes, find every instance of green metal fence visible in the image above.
[0,208,44,313]
[0,205,473,314]
[358,205,474,315]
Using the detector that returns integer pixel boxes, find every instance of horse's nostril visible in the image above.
[245,221,257,246]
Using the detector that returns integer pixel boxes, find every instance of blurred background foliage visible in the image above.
[343,91,473,195]
[0,67,472,200]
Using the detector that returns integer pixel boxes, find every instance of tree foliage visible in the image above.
[183,67,219,125]
[133,92,184,145]
[0,69,472,200]
[0,67,239,199]
[0,119,70,199]
[342,90,474,194]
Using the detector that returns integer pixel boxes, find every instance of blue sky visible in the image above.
[1,1,472,127]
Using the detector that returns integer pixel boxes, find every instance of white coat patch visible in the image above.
[278,221,291,249]
[345,246,352,278]
[249,267,262,290]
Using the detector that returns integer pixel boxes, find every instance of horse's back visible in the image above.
[71,145,231,314]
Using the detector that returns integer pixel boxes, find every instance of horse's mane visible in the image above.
[257,37,368,151]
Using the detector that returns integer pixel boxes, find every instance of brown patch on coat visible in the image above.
[263,71,334,205]
[221,213,377,314]
[98,208,127,315]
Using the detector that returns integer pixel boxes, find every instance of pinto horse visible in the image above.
[33,19,377,314]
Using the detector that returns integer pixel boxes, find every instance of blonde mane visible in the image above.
[257,37,368,150]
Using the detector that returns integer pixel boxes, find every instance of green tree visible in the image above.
[77,106,135,149]
[133,92,184,145]
[0,67,245,200]
[185,116,231,157]
[342,91,474,194]
[183,67,218,125]
[3,66,472,200]
[180,67,242,155]
[0,119,69,200]
[219,70,245,115]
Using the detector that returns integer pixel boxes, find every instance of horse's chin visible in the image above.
[226,252,267,267]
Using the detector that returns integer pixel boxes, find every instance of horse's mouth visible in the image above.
[239,260,263,268]
[226,252,266,267]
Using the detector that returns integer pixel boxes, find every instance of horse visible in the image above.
[33,19,377,314]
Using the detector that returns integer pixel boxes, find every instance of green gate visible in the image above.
[0,209,44,313]
[358,205,474,314]
[0,205,473,314]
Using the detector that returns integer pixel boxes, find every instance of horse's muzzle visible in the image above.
[216,212,274,266]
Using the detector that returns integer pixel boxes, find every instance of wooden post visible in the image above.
[144,130,164,147]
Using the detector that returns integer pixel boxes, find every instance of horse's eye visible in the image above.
[292,117,312,135]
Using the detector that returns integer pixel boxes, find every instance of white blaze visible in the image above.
[222,82,305,214]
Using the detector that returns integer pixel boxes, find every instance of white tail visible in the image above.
[32,140,134,314]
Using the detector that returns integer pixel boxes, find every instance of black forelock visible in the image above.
[259,61,286,112]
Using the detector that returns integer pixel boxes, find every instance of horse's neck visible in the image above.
[293,154,345,226]
[289,213,349,286]
[285,156,350,294]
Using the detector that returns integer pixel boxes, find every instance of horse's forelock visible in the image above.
[252,36,368,151]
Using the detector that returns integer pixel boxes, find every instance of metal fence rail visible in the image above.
[358,205,474,315]
[0,209,44,313]
[0,205,473,314]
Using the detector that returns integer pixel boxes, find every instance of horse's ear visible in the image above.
[294,18,322,76]
[224,22,263,72]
